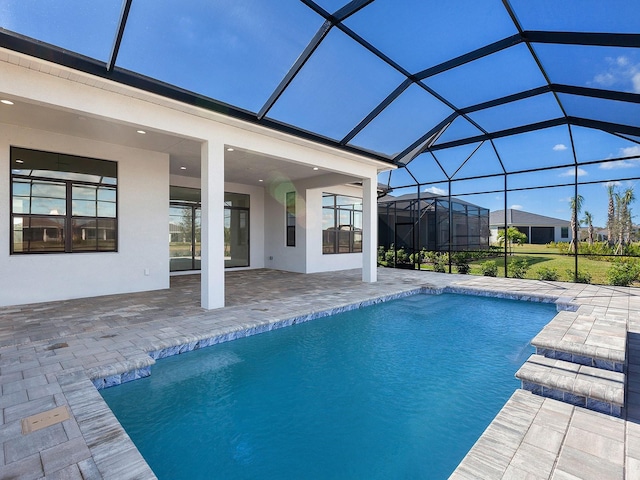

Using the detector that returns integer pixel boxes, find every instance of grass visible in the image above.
[402,243,637,286]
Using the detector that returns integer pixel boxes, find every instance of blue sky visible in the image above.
[1,0,639,228]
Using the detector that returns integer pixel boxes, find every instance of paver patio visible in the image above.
[1,268,639,479]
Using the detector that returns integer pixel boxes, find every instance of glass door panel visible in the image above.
[225,208,249,268]
[169,206,194,272]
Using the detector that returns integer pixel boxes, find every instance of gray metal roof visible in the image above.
[489,209,570,227]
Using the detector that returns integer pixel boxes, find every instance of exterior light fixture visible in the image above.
[136,130,146,134]
[180,166,187,170]
[1,99,14,105]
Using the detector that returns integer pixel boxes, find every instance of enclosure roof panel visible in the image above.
[0,0,638,180]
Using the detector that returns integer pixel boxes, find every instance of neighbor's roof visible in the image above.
[1,1,639,185]
[490,209,571,226]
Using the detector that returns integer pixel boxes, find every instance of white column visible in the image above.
[362,175,377,283]
[201,139,225,309]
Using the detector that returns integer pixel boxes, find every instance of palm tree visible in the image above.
[607,184,616,246]
[569,195,583,254]
[621,187,635,246]
[582,210,594,245]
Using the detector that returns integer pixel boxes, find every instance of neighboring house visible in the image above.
[489,209,572,245]
[0,52,390,309]
[379,193,490,252]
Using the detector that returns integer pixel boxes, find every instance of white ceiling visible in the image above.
[0,98,343,187]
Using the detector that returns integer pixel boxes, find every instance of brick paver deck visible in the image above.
[1,269,638,479]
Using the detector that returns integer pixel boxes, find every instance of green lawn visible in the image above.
[466,244,611,284]
[403,244,637,286]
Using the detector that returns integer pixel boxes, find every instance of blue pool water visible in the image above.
[101,293,557,479]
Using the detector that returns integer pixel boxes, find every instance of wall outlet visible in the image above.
[144,268,150,276]
[269,256,273,261]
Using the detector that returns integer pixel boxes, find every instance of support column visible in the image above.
[362,175,377,283]
[201,139,225,309]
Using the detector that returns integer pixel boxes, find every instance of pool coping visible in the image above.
[88,285,573,390]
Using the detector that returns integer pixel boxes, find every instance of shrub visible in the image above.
[565,269,592,284]
[508,258,529,279]
[384,246,396,265]
[606,259,640,286]
[536,266,559,281]
[452,252,470,274]
[480,260,498,277]
[377,246,386,263]
[575,270,592,284]
[456,263,470,274]
[395,248,409,264]
[433,254,448,273]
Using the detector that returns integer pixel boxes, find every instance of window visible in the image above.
[11,147,117,254]
[286,191,296,247]
[322,193,363,254]
[561,226,569,239]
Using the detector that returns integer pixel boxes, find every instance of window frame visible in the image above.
[322,193,363,255]
[286,191,296,247]
[10,147,118,254]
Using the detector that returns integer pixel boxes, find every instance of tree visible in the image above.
[582,210,594,245]
[615,187,635,253]
[568,195,583,254]
[607,184,617,246]
[498,226,527,255]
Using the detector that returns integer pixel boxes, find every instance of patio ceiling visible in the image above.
[1,0,639,189]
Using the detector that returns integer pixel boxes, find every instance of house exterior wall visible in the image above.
[0,50,387,307]
[489,225,572,245]
[0,124,169,307]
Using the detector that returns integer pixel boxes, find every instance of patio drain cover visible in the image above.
[21,405,70,434]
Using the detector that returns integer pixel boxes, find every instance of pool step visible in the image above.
[531,309,626,372]
[516,354,625,417]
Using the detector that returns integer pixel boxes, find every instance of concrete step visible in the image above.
[516,354,625,417]
[531,310,626,372]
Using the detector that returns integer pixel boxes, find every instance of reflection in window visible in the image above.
[323,193,363,254]
[169,188,249,270]
[10,147,117,254]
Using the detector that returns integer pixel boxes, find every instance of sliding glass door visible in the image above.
[170,187,248,271]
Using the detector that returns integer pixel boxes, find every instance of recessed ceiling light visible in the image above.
[258,179,264,182]
[180,166,187,170]
[136,130,146,134]
[15,159,24,164]
[226,147,234,152]
[313,167,319,171]
[1,99,14,105]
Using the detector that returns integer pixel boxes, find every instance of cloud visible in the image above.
[601,145,640,169]
[424,186,448,196]
[510,204,523,210]
[621,146,640,157]
[553,144,568,151]
[559,167,587,177]
[589,56,640,93]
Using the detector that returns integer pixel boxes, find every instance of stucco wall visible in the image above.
[0,125,169,306]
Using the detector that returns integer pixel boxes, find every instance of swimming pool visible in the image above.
[101,293,557,479]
